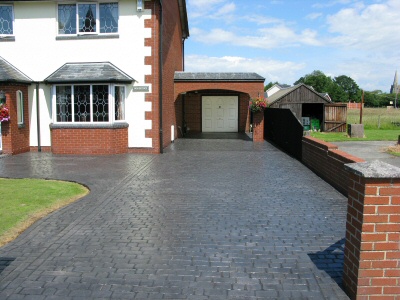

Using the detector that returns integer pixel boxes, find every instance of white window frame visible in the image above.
[52,83,126,124]
[57,2,119,36]
[0,5,14,36]
[16,90,23,125]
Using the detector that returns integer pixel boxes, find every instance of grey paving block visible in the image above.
[0,140,349,299]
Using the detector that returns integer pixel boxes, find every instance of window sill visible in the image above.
[56,34,119,41]
[0,36,15,42]
[50,122,128,129]
[18,123,25,129]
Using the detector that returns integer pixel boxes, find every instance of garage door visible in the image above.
[202,96,238,132]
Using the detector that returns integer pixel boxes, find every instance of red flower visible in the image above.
[0,104,10,122]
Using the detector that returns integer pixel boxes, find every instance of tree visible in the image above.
[334,75,361,102]
[326,83,347,102]
[294,70,333,94]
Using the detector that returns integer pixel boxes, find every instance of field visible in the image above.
[347,107,400,130]
[311,108,400,142]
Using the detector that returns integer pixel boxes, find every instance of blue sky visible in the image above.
[184,0,400,93]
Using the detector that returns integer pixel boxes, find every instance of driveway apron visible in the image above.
[0,139,349,299]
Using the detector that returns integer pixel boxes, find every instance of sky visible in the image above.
[184,0,400,93]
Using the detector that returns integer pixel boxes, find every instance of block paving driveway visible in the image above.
[0,139,349,299]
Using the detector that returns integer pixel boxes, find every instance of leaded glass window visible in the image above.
[54,84,125,123]
[74,85,91,122]
[78,4,96,33]
[115,86,125,121]
[58,4,76,34]
[93,85,109,122]
[0,5,13,35]
[56,86,72,122]
[100,3,118,33]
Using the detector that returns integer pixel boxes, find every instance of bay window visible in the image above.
[58,2,118,35]
[54,84,125,123]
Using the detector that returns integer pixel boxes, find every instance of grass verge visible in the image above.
[0,178,89,247]
[311,129,399,142]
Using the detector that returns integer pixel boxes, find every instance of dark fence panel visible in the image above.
[264,108,303,160]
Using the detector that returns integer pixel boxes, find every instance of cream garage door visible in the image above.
[202,96,238,132]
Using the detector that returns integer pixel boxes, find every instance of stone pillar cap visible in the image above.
[345,160,400,178]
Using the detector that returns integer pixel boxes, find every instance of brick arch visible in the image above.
[174,81,263,100]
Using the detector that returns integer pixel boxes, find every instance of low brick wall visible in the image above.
[302,136,365,195]
[50,123,128,155]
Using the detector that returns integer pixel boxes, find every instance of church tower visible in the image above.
[390,71,399,94]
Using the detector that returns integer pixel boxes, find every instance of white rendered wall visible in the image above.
[0,0,153,148]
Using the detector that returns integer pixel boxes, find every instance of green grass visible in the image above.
[0,178,88,246]
[311,129,400,142]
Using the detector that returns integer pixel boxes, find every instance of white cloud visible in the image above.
[305,12,323,20]
[185,55,305,84]
[326,0,400,51]
[192,25,322,49]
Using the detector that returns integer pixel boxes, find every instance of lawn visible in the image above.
[311,129,399,142]
[0,178,89,247]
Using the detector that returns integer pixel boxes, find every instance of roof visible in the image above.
[174,72,265,82]
[0,56,33,84]
[44,62,135,84]
[267,83,332,106]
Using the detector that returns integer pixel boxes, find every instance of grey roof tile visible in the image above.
[174,72,265,82]
[45,62,134,84]
[0,56,33,84]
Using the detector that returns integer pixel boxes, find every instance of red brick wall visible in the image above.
[144,1,161,153]
[343,165,400,299]
[252,111,264,142]
[302,136,365,195]
[0,84,30,155]
[50,126,128,155]
[161,0,185,148]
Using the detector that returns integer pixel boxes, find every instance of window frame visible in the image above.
[16,90,23,125]
[0,4,14,36]
[52,83,126,124]
[57,2,119,36]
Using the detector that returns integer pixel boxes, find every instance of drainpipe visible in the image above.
[182,38,185,71]
[158,0,163,153]
[35,82,41,152]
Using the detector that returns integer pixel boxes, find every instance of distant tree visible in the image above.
[334,75,361,102]
[326,83,347,102]
[294,70,333,93]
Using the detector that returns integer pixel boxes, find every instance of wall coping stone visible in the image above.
[50,122,129,129]
[345,160,400,178]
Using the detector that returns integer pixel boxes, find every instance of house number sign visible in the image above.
[132,86,149,92]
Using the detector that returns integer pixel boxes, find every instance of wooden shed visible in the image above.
[267,83,347,132]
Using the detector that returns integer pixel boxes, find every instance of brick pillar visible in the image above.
[343,161,400,300]
[252,111,264,142]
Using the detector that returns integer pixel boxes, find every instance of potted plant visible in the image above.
[0,104,10,122]
[249,97,268,112]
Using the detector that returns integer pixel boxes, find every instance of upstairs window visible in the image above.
[0,5,13,35]
[58,3,118,35]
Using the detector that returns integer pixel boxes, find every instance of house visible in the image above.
[0,0,265,155]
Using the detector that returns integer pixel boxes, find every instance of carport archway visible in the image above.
[174,72,265,140]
